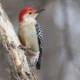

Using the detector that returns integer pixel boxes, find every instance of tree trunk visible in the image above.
[0,3,38,80]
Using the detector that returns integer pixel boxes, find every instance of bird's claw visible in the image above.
[18,45,31,50]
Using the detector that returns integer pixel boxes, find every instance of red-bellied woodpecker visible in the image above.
[18,7,44,69]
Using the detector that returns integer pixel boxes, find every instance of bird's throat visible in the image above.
[20,18,37,26]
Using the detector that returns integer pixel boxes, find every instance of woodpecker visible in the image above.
[18,7,44,69]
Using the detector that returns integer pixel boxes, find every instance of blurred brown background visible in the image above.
[0,0,80,80]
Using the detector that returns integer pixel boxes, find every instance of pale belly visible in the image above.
[22,27,39,52]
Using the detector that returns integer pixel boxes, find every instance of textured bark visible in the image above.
[0,3,38,80]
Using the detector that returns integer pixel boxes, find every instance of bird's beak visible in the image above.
[34,9,45,18]
[35,9,45,13]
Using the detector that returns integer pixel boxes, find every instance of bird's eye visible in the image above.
[29,12,32,14]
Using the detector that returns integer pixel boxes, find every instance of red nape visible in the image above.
[19,7,36,22]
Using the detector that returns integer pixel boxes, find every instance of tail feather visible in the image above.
[36,61,40,70]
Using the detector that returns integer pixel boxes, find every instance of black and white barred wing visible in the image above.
[35,23,43,53]
[35,23,43,69]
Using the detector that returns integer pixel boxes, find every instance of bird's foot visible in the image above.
[18,45,31,50]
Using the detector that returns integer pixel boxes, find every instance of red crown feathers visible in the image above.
[19,7,36,22]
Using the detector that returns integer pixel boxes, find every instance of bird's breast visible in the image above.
[20,24,39,52]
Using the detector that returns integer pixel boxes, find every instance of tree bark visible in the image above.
[0,3,38,80]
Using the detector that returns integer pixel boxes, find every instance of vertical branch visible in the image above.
[0,3,38,80]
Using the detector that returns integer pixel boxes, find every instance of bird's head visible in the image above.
[19,7,45,23]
